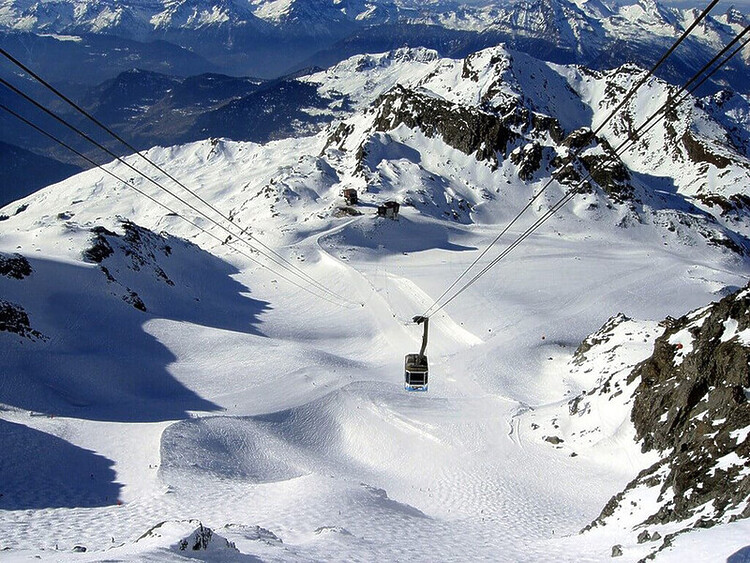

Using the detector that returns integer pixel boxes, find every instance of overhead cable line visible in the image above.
[615,25,750,154]
[424,23,750,318]
[0,102,348,307]
[589,0,721,137]
[422,0,723,317]
[0,48,353,304]
[0,79,356,307]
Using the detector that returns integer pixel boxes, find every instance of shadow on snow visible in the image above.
[0,419,122,510]
[0,239,270,422]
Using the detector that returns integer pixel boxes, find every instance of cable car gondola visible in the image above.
[405,316,429,391]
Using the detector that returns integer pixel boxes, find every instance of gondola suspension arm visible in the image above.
[413,316,429,356]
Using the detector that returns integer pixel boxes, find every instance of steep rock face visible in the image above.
[589,284,750,552]
[555,127,633,202]
[370,84,519,168]
[528,287,749,559]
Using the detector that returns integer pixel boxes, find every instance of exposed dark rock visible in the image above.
[706,233,746,255]
[83,227,116,263]
[696,193,750,217]
[589,284,750,536]
[81,220,190,312]
[579,142,632,204]
[324,122,355,153]
[556,127,633,202]
[682,131,732,169]
[0,299,45,340]
[510,142,544,181]
[637,530,651,544]
[179,523,212,551]
[0,253,32,280]
[612,544,623,557]
[124,290,147,313]
[371,85,518,167]
[573,313,631,365]
[71,545,87,553]
[549,155,592,193]
[139,520,239,553]
[562,128,596,150]
[85,221,175,286]
[544,435,564,444]
[531,114,564,143]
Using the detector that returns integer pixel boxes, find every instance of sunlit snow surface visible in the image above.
[1,53,750,561]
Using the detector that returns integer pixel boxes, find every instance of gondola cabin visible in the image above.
[404,353,428,391]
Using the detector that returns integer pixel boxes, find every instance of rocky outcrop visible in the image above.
[510,142,544,181]
[0,253,32,280]
[82,221,179,312]
[177,523,216,551]
[371,85,519,168]
[588,284,750,552]
[83,226,117,264]
[0,299,45,340]
[681,130,733,169]
[555,127,633,203]
[696,193,750,218]
[137,520,239,555]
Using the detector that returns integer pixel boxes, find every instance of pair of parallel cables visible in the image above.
[0,49,360,308]
[422,0,749,318]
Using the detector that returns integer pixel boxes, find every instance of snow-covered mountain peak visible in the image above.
[568,0,612,18]
[620,0,678,30]
[303,47,442,109]
[151,0,252,29]
[722,6,748,25]
[0,0,271,36]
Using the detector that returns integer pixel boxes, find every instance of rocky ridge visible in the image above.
[318,46,749,254]
[588,285,750,557]
[529,285,750,560]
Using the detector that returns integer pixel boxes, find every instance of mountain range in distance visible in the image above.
[0,0,747,87]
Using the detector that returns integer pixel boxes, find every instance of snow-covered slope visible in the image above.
[1,44,749,561]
